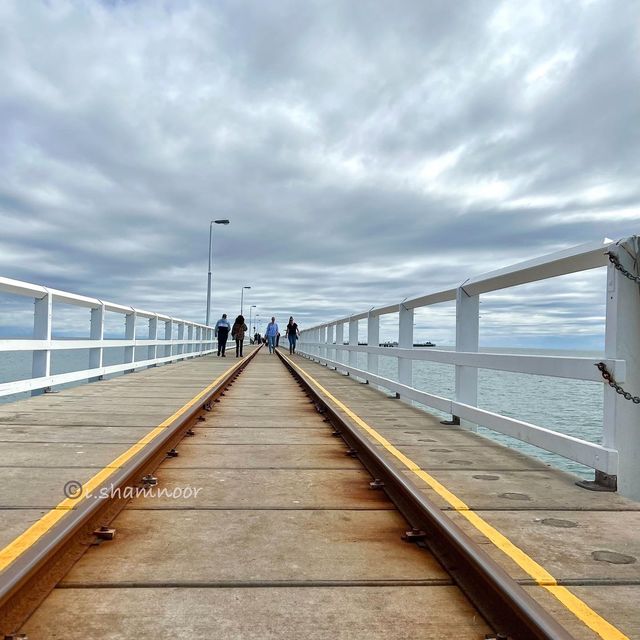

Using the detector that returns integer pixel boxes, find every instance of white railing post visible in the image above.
[124,310,136,373]
[318,325,326,361]
[335,322,344,366]
[177,322,185,357]
[453,284,479,427]
[187,324,194,356]
[164,320,173,359]
[398,304,413,394]
[31,292,52,395]
[196,326,202,354]
[367,312,379,376]
[603,238,640,499]
[89,302,105,382]
[147,316,158,366]
[348,317,358,370]
[326,324,334,363]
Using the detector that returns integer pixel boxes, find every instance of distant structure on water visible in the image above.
[356,341,436,347]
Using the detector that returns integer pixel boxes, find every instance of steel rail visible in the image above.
[276,349,575,640]
[0,346,261,635]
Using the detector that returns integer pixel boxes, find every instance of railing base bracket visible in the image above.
[576,471,617,492]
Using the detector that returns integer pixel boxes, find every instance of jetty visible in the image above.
[0,236,639,639]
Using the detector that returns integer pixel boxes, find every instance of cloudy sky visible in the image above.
[0,0,638,347]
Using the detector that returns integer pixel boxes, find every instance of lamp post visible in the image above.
[206,219,230,326]
[240,285,251,315]
[249,305,257,340]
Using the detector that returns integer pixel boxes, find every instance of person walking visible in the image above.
[264,317,279,354]
[286,316,300,354]
[231,314,248,358]
[214,313,231,357]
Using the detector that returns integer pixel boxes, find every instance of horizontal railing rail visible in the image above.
[298,236,640,500]
[0,276,217,397]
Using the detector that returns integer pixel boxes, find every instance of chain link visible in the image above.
[607,251,640,284]
[596,362,640,404]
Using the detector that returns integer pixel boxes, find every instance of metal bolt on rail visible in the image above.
[401,528,427,542]
[345,448,358,457]
[331,430,342,437]
[167,448,179,458]
[142,474,158,486]
[185,428,196,436]
[204,402,213,411]
[197,415,206,422]
[93,526,116,541]
[369,479,385,490]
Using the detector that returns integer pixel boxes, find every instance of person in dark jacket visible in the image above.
[286,316,300,354]
[231,315,248,357]
[214,314,230,357]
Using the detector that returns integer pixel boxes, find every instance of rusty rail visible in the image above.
[0,346,261,634]
[276,348,574,640]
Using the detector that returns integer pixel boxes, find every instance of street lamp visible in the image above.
[249,305,257,339]
[206,219,230,326]
[240,285,251,315]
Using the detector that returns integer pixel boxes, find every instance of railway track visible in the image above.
[0,346,574,639]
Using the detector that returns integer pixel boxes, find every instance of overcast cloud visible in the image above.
[0,0,638,347]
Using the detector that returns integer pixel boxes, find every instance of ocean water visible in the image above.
[0,346,603,479]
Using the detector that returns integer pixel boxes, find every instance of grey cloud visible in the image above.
[0,0,638,346]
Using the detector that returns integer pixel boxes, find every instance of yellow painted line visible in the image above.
[0,352,253,573]
[283,353,630,640]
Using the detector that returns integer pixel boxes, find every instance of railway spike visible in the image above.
[345,448,358,457]
[204,403,212,411]
[142,474,158,486]
[185,428,196,436]
[93,526,116,541]
[167,448,179,458]
[401,528,427,542]
[369,479,385,490]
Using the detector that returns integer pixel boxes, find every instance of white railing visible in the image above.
[298,236,640,500]
[0,276,217,398]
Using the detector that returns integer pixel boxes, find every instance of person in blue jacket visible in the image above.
[215,313,231,357]
[264,317,279,354]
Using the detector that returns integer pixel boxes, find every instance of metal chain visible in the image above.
[596,362,640,404]
[607,251,640,284]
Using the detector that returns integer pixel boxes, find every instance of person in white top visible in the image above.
[264,317,279,354]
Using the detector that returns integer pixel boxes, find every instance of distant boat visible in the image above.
[355,340,436,347]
